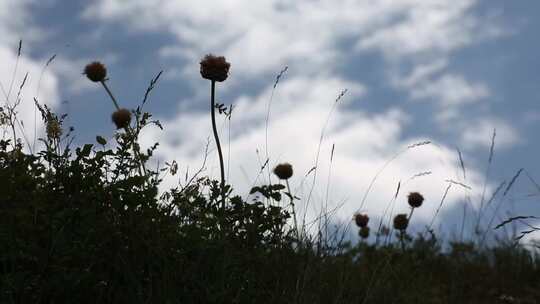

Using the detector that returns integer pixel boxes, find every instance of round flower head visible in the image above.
[393,214,409,231]
[84,61,107,82]
[200,54,230,82]
[408,192,424,208]
[111,108,131,129]
[354,213,369,228]
[273,163,293,180]
[359,226,370,239]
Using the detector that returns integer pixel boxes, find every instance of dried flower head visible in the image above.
[273,163,293,180]
[359,226,370,239]
[84,61,107,82]
[393,214,409,231]
[354,213,369,228]
[408,192,424,208]
[200,54,230,82]
[46,117,62,139]
[111,108,131,129]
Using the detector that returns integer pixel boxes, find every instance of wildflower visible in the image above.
[408,192,424,208]
[84,61,107,82]
[200,54,230,82]
[273,163,293,180]
[393,214,409,231]
[46,117,62,139]
[354,213,369,228]
[111,108,131,129]
[359,226,370,239]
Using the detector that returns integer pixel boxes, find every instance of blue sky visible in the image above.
[2,0,539,243]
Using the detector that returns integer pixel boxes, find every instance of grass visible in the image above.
[1,46,540,303]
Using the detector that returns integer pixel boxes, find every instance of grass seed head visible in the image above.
[273,163,293,180]
[84,61,107,82]
[200,54,230,82]
[408,192,424,208]
[111,108,131,129]
[46,117,62,139]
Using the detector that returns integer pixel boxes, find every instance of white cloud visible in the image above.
[392,61,494,132]
[84,0,500,233]
[139,75,485,234]
[84,0,485,79]
[0,0,60,150]
[48,53,119,95]
[393,60,489,108]
[357,0,477,58]
[84,0,502,132]
[411,74,489,107]
[0,0,41,45]
[460,118,519,150]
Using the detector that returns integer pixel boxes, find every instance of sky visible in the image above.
[2,0,540,244]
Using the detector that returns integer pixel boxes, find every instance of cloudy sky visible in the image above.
[2,0,539,243]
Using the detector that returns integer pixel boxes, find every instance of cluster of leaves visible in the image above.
[0,108,294,303]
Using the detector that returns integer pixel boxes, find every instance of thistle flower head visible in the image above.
[393,214,409,231]
[84,61,107,82]
[354,213,369,228]
[46,116,62,139]
[408,192,424,208]
[200,54,230,82]
[273,163,293,180]
[359,226,370,239]
[111,108,131,129]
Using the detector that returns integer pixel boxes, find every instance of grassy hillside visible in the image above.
[1,57,539,303]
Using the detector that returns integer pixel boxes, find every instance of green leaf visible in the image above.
[271,192,281,202]
[96,135,107,146]
[77,144,93,157]
[270,184,286,191]
[249,186,261,195]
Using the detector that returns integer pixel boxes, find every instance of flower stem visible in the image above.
[408,207,415,221]
[399,230,406,252]
[286,179,299,240]
[100,81,121,110]
[210,80,226,209]
[100,80,146,176]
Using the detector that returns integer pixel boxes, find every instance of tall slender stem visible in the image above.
[210,80,226,208]
[101,81,120,110]
[399,230,406,252]
[286,179,299,240]
[100,80,146,176]
[408,207,415,221]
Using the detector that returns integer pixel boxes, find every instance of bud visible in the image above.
[111,108,131,129]
[273,163,293,180]
[408,192,424,208]
[84,61,107,82]
[354,213,369,228]
[200,54,230,82]
[393,214,409,231]
[359,226,370,239]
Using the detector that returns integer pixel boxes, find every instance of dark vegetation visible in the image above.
[1,48,540,303]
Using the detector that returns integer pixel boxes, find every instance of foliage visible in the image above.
[1,55,540,303]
